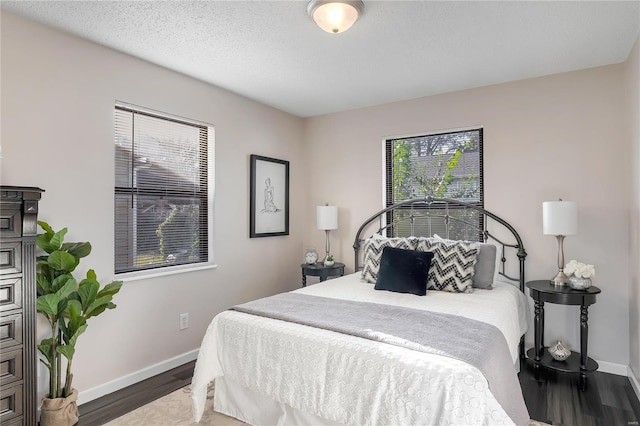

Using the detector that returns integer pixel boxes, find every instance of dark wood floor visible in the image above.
[78,361,195,425]
[519,359,640,425]
[79,359,640,425]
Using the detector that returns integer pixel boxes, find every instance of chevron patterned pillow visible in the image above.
[361,236,418,283]
[416,238,479,293]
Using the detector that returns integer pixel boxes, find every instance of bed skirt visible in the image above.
[214,376,343,426]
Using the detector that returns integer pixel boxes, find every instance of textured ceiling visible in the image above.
[2,1,639,117]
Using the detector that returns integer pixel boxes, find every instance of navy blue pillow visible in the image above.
[374,247,434,296]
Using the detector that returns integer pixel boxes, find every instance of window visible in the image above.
[385,128,483,239]
[114,103,213,275]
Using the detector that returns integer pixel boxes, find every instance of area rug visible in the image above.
[106,382,551,425]
[105,382,244,426]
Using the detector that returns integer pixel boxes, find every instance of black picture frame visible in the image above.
[250,154,290,238]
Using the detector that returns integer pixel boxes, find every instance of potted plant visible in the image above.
[35,221,123,426]
[324,254,335,266]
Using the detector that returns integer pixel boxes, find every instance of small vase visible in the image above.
[324,260,335,266]
[568,275,592,290]
[548,340,571,361]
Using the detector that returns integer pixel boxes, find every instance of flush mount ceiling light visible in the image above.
[307,0,365,34]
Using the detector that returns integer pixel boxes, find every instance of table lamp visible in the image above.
[543,199,577,286]
[317,204,338,262]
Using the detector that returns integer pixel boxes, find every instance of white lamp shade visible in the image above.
[308,1,364,34]
[317,205,338,230]
[543,201,577,235]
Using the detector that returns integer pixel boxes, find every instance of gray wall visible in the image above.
[625,34,640,390]
[1,11,306,403]
[303,61,633,372]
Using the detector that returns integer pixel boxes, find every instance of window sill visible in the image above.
[115,263,218,283]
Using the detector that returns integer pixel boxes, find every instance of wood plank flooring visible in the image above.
[520,359,640,425]
[78,362,195,425]
[78,359,640,425]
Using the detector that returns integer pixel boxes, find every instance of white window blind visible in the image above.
[114,104,211,274]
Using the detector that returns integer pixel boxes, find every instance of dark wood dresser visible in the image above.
[1,186,43,426]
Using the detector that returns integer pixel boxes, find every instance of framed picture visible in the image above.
[250,154,290,238]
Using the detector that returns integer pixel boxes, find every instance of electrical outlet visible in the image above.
[179,313,189,330]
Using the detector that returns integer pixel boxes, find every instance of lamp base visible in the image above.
[321,229,331,263]
[551,270,569,286]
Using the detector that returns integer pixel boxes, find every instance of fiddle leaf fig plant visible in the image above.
[36,221,123,399]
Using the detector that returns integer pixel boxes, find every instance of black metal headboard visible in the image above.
[353,196,527,293]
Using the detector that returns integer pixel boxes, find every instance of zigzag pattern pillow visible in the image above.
[361,236,418,283]
[416,238,479,293]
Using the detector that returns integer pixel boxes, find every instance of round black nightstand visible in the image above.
[300,262,345,287]
[526,280,601,390]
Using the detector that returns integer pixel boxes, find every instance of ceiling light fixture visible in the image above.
[307,0,365,34]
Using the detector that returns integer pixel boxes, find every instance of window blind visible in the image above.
[384,128,483,239]
[114,105,209,274]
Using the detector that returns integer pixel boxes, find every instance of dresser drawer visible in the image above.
[0,242,21,275]
[0,205,21,240]
[0,278,22,312]
[0,347,23,387]
[0,313,22,349]
[0,382,23,424]
[1,416,24,425]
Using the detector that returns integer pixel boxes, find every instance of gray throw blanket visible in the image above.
[232,292,530,426]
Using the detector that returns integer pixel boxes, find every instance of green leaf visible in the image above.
[51,274,76,295]
[49,228,68,251]
[38,357,52,371]
[64,316,87,339]
[37,338,55,366]
[58,317,69,336]
[67,324,87,347]
[57,345,75,361]
[37,273,52,294]
[66,300,82,322]
[56,298,68,318]
[37,337,54,354]
[48,251,78,272]
[85,295,113,318]
[37,294,60,316]
[36,233,54,254]
[86,269,97,280]
[38,221,54,235]
[62,242,92,259]
[97,281,123,298]
[78,280,99,311]
[54,278,75,300]
[85,305,107,318]
[67,292,81,303]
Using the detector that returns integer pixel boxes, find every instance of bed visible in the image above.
[192,196,531,425]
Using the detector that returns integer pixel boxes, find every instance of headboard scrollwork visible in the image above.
[353,196,527,292]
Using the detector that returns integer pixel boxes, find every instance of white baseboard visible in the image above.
[629,366,640,402]
[77,349,199,406]
[596,359,629,376]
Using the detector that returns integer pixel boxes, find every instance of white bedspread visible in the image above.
[192,274,529,425]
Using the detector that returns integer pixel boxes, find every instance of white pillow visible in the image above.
[433,234,496,289]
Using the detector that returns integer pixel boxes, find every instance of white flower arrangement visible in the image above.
[564,259,596,279]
